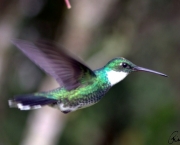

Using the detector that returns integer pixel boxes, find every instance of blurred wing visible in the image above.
[12,39,96,90]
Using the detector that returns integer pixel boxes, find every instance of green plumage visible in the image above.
[35,68,111,112]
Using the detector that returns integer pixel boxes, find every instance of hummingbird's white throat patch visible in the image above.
[107,71,128,86]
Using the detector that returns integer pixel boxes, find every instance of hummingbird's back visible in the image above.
[49,72,110,113]
[45,69,111,113]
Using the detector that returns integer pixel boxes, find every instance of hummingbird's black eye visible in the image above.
[122,63,128,68]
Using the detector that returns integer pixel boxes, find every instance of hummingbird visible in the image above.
[8,39,167,114]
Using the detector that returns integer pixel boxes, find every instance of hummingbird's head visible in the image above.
[105,57,167,86]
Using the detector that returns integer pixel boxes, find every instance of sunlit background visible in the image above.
[0,0,179,145]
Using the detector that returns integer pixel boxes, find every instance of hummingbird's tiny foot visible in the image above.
[62,110,71,114]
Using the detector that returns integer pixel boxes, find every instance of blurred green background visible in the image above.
[0,0,179,145]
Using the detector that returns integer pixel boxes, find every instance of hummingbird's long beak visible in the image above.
[133,66,168,77]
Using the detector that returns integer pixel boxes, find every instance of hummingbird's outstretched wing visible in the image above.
[12,39,96,90]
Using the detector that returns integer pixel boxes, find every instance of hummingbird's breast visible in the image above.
[78,83,110,108]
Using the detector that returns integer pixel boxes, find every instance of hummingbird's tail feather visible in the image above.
[8,94,57,110]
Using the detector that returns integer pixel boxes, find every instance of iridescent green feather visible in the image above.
[35,68,110,107]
